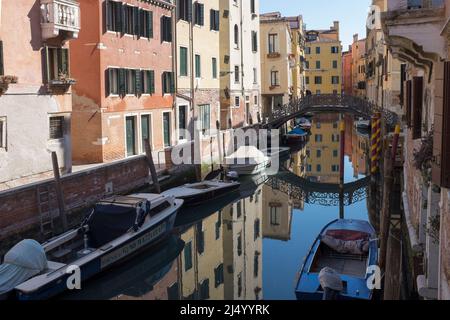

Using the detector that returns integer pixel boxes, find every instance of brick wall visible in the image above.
[0,156,151,240]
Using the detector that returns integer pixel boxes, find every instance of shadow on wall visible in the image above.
[28,0,43,52]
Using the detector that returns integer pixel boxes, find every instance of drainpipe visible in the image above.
[240,0,245,119]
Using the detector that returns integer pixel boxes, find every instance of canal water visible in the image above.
[62,112,371,300]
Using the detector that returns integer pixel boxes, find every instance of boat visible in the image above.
[0,193,183,300]
[354,118,371,129]
[285,127,308,142]
[161,180,240,207]
[295,219,378,300]
[296,117,312,130]
[223,146,271,176]
[61,235,185,300]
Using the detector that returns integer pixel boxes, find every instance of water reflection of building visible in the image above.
[344,114,370,178]
[262,185,293,241]
[305,113,341,183]
[175,187,264,300]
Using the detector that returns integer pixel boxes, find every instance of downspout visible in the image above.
[172,4,178,133]
[240,0,245,106]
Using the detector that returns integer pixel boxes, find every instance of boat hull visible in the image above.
[177,183,241,207]
[14,209,179,300]
[224,159,270,176]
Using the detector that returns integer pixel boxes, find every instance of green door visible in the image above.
[141,114,151,152]
[126,116,136,156]
[163,113,171,147]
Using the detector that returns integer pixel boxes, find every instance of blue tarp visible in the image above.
[288,127,307,136]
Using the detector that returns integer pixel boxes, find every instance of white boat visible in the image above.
[224,146,271,176]
[354,119,371,129]
[0,193,183,300]
[161,180,241,207]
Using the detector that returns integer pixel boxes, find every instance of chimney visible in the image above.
[333,21,339,31]
[353,34,359,43]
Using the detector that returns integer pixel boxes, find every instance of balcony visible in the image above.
[267,52,281,59]
[382,0,447,71]
[40,0,80,41]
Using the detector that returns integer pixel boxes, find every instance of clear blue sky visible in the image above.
[260,0,372,49]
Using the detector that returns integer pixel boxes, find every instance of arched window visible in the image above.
[234,24,239,47]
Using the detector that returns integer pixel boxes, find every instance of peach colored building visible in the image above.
[71,0,175,164]
[342,48,353,95]
[350,34,366,97]
[0,0,80,186]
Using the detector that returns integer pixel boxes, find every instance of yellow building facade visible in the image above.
[287,15,307,99]
[304,22,342,95]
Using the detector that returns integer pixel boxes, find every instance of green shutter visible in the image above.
[148,11,153,38]
[115,2,122,32]
[199,4,204,26]
[0,41,4,76]
[195,55,201,78]
[180,47,187,76]
[106,68,112,95]
[187,0,193,22]
[43,46,50,83]
[104,0,111,33]
[212,58,217,79]
[170,72,175,93]
[118,68,126,96]
[215,10,220,31]
[210,9,214,30]
[135,69,142,96]
[134,7,140,37]
[121,5,127,34]
[149,70,155,94]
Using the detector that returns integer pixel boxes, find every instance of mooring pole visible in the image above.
[51,152,68,231]
[339,121,345,219]
[144,138,161,194]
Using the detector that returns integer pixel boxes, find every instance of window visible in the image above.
[234,66,240,83]
[141,114,152,152]
[317,164,322,172]
[254,95,258,106]
[234,25,239,47]
[125,116,137,156]
[316,90,321,95]
[270,204,281,225]
[315,134,323,142]
[161,16,172,42]
[195,54,201,78]
[332,76,340,84]
[333,60,338,69]
[0,117,6,150]
[412,76,423,139]
[271,71,279,86]
[305,76,310,85]
[305,47,311,54]
[107,68,119,95]
[268,34,278,53]
[49,116,64,140]
[177,0,192,22]
[199,104,211,132]
[142,70,155,94]
[333,150,338,157]
[210,9,220,31]
[105,0,123,32]
[162,72,175,94]
[305,61,310,69]
[215,212,222,240]
[126,69,136,95]
[214,264,224,288]
[123,5,135,35]
[196,221,204,254]
[212,58,217,79]
[178,105,187,139]
[251,0,256,14]
[184,241,193,271]
[44,47,70,83]
[315,61,321,69]
[331,46,339,53]
[194,2,204,26]
[332,134,340,142]
[235,96,240,107]
[315,46,320,54]
[254,252,259,277]
[163,112,171,147]
[237,232,242,256]
[167,283,179,300]
[237,273,242,297]
[237,201,242,218]
[252,31,258,52]
[316,122,321,129]
[332,165,340,172]
[254,219,260,240]
[314,76,322,84]
[180,47,188,76]
[316,149,322,158]
[140,10,153,38]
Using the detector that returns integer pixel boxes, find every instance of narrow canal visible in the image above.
[62,112,371,300]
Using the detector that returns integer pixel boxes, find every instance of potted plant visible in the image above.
[0,75,18,95]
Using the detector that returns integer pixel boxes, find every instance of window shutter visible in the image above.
[215,10,220,31]
[169,72,175,93]
[406,80,412,127]
[412,76,423,139]
[43,45,50,83]
[134,7,140,37]
[107,68,114,95]
[199,4,204,26]
[187,0,193,22]
[149,70,155,94]
[118,68,126,96]
[104,0,110,33]
[0,41,4,76]
[135,69,142,96]
[210,9,214,30]
[121,5,127,34]
[148,11,153,38]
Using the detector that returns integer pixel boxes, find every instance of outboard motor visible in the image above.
[319,267,343,300]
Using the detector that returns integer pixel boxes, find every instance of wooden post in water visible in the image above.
[144,138,161,194]
[51,152,68,231]
[339,121,345,219]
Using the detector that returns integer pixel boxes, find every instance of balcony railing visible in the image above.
[40,0,80,40]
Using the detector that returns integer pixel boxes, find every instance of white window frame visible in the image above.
[162,111,173,148]
[0,117,7,151]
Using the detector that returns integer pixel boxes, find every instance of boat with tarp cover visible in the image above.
[0,193,182,300]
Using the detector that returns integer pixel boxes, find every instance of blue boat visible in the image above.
[295,219,378,300]
[285,127,308,142]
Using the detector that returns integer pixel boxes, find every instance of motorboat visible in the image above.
[0,193,182,300]
[223,146,271,176]
[296,117,312,130]
[161,180,240,207]
[354,118,371,129]
[295,219,378,300]
[285,127,308,142]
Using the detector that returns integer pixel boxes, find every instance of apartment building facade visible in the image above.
[71,0,175,164]
[382,0,450,300]
[175,0,220,142]
[304,22,342,95]
[351,34,367,98]
[0,0,80,187]
[342,48,353,95]
[219,0,261,129]
[260,12,293,120]
[287,15,307,100]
